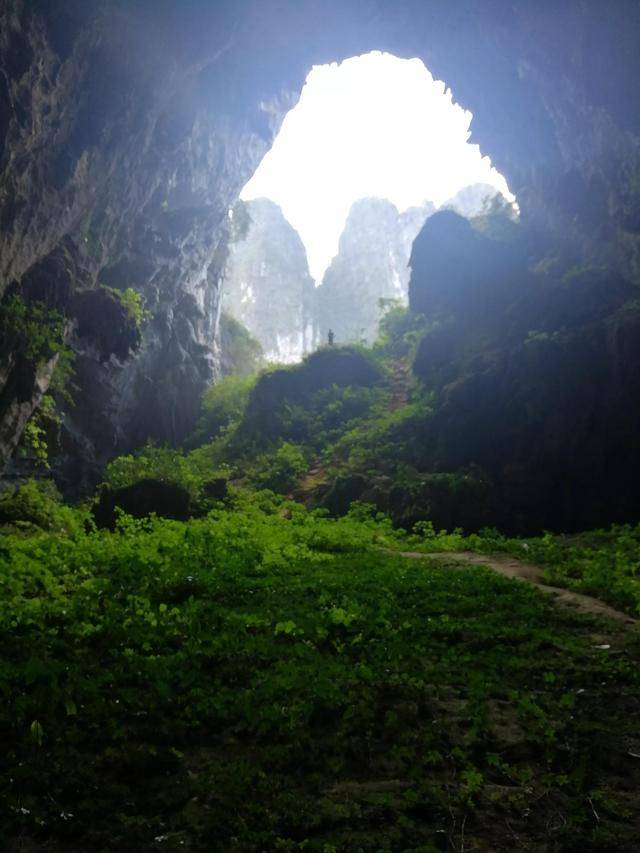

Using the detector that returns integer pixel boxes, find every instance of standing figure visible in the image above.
[327,329,335,346]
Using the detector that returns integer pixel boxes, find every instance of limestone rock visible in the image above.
[222,198,316,362]
[316,198,435,345]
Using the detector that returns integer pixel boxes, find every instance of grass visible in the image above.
[2,500,640,851]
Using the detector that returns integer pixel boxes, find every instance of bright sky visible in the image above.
[241,51,513,282]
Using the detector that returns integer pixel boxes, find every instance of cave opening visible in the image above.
[222,51,515,362]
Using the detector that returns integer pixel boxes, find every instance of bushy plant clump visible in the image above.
[103,442,230,505]
[100,285,146,329]
[190,373,257,445]
[0,479,83,534]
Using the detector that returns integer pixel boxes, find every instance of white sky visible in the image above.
[241,51,513,282]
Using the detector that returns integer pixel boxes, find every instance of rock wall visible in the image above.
[1,0,639,487]
[0,0,292,487]
[409,209,640,533]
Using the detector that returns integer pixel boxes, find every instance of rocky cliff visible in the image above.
[316,198,435,344]
[221,198,315,362]
[1,0,639,490]
[409,208,640,532]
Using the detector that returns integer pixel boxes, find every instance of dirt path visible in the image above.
[388,359,410,411]
[393,549,638,627]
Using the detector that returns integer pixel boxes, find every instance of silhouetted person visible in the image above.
[327,329,335,346]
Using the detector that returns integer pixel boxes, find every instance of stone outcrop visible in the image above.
[0,0,639,493]
[222,198,316,362]
[409,208,640,533]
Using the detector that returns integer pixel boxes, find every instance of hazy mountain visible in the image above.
[222,199,316,363]
[315,198,435,345]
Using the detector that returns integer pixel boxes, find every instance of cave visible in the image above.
[1,0,639,497]
[225,50,514,361]
[3,4,640,847]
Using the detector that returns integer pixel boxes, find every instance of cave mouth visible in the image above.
[240,51,516,284]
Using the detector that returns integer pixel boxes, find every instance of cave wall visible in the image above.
[1,0,639,487]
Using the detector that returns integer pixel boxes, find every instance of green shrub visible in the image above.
[251,441,307,493]
[376,303,429,357]
[104,286,146,329]
[0,294,68,364]
[191,373,256,444]
[0,480,82,534]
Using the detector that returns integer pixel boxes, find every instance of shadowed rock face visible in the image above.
[92,479,195,529]
[1,0,639,489]
[408,208,640,534]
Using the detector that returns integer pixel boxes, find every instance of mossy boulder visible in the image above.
[240,346,381,443]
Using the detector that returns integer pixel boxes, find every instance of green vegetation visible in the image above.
[0,294,75,467]
[219,311,264,376]
[100,285,146,329]
[0,294,69,365]
[104,443,230,507]
[1,496,639,850]
[190,373,256,445]
[3,286,640,849]
[0,479,83,535]
[20,395,58,468]
[252,440,307,492]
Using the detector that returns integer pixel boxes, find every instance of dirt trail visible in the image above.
[388,359,410,411]
[393,549,638,627]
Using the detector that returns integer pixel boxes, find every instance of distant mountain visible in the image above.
[315,198,435,345]
[222,199,316,363]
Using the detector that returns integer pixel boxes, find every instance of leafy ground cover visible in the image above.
[484,526,640,618]
[2,498,640,851]
[401,523,640,618]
